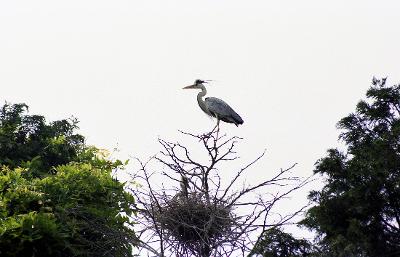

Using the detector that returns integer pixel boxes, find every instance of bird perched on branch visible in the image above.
[183,79,244,128]
[180,175,190,199]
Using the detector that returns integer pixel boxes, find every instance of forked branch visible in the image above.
[128,130,311,257]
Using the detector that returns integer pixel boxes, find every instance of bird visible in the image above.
[179,174,190,199]
[183,79,244,128]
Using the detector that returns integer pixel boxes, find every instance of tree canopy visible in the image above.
[0,103,136,257]
[249,227,318,257]
[0,103,85,177]
[301,78,400,257]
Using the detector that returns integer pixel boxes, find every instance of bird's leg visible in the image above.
[211,117,220,133]
[216,119,220,138]
[209,114,219,134]
[208,119,220,140]
[205,123,216,140]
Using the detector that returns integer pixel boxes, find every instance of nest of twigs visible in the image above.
[155,193,233,244]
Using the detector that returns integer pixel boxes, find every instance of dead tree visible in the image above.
[128,130,310,257]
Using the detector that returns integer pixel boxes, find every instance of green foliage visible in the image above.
[249,228,318,257]
[0,103,85,177]
[301,78,400,257]
[0,167,65,256]
[0,103,136,257]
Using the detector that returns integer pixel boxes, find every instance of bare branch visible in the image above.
[129,130,310,257]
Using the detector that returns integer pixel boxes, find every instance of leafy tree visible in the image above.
[0,103,84,177]
[249,227,318,257]
[301,78,400,257]
[0,103,136,257]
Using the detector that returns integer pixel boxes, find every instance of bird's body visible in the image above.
[183,80,244,127]
[205,97,243,126]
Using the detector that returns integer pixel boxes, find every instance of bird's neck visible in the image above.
[197,85,211,115]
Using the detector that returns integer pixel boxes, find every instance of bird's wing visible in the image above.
[205,97,243,125]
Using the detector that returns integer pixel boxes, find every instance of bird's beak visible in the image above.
[182,84,197,89]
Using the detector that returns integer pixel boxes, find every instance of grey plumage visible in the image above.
[205,97,243,126]
[180,175,190,198]
[183,79,244,127]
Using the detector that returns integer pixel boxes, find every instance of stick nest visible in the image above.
[154,193,233,244]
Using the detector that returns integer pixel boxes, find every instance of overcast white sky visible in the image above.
[1,0,400,239]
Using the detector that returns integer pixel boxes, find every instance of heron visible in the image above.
[183,79,244,128]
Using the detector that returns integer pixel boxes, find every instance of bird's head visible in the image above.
[194,79,206,85]
[183,79,208,90]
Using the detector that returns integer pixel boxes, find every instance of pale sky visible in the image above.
[1,0,400,240]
